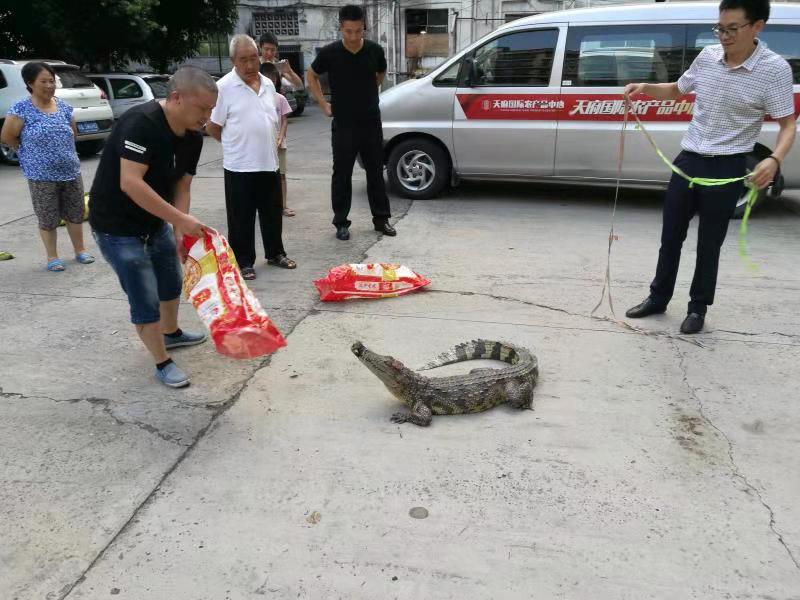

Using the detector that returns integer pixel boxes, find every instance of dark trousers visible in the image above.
[650,151,746,315]
[331,118,391,227]
[223,169,285,268]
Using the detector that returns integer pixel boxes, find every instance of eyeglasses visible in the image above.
[712,22,753,37]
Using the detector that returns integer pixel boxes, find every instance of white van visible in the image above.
[378,2,800,216]
[0,60,114,164]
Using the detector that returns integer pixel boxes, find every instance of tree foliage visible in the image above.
[0,0,237,71]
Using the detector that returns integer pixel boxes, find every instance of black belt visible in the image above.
[684,151,748,159]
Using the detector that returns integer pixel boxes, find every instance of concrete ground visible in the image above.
[1,106,799,599]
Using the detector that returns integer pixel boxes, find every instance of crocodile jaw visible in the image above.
[351,341,416,403]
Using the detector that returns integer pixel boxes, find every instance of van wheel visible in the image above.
[387,138,449,199]
[0,143,19,165]
[733,154,767,220]
[76,140,103,158]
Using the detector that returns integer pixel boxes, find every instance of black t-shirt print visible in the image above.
[89,101,203,236]
[310,40,387,124]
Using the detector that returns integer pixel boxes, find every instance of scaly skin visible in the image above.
[351,340,538,427]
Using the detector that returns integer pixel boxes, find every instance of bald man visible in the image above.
[90,66,217,388]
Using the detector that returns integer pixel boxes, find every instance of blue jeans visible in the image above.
[93,223,183,324]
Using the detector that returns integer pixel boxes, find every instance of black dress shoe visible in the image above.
[625,297,667,319]
[680,313,705,334]
[336,225,350,241]
[374,222,397,236]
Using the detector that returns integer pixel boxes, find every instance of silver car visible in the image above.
[379,1,800,216]
[87,73,170,119]
[0,60,114,163]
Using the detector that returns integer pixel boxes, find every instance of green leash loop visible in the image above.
[630,111,760,271]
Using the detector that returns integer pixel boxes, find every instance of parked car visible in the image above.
[379,1,800,217]
[87,73,170,119]
[0,59,114,164]
[283,81,307,117]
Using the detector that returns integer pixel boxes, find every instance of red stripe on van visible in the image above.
[456,93,800,122]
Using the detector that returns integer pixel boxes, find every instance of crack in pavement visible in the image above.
[426,289,800,347]
[309,304,797,348]
[0,388,191,446]
[716,329,800,341]
[672,342,800,572]
[55,197,414,599]
[4,285,791,347]
[428,289,707,348]
[0,212,36,228]
[0,289,126,301]
[51,343,282,600]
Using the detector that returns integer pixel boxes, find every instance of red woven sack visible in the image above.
[314,263,430,302]
[182,229,286,359]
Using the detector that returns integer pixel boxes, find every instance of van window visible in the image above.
[687,24,800,84]
[433,59,462,87]
[471,29,558,87]
[145,78,169,98]
[0,69,7,90]
[111,78,144,100]
[564,25,684,86]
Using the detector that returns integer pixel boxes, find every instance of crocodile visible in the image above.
[351,339,538,427]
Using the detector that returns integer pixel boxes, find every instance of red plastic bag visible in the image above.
[182,229,286,359]
[314,263,430,302]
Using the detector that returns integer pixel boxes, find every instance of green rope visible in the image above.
[630,114,760,271]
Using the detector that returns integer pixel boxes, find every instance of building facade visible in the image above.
[181,0,682,86]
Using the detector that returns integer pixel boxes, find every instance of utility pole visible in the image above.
[452,9,459,53]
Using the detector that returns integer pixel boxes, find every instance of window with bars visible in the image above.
[253,10,299,37]
[406,9,448,35]
[405,9,449,57]
[196,35,228,58]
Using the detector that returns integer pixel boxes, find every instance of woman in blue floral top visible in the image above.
[0,62,94,271]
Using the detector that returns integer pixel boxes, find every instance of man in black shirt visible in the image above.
[307,4,394,241]
[90,67,217,388]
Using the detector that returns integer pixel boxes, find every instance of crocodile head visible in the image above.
[351,341,417,401]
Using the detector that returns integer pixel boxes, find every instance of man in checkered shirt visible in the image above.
[624,0,796,334]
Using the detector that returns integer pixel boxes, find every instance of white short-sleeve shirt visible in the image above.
[210,70,279,172]
[677,41,796,156]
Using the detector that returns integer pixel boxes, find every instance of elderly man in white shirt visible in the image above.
[206,34,296,281]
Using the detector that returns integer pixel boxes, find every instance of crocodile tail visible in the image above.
[418,340,523,371]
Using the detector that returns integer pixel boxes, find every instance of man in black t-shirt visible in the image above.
[89,67,217,389]
[307,4,394,241]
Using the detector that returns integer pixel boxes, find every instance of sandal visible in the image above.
[75,251,95,264]
[267,254,297,269]
[282,208,296,217]
[241,266,256,280]
[46,258,65,272]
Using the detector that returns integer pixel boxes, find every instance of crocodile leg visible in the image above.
[391,401,433,427]
[506,380,534,410]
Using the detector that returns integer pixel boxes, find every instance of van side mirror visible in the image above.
[463,57,478,87]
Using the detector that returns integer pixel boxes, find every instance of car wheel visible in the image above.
[733,153,768,220]
[290,102,304,117]
[76,140,104,158]
[1,143,19,165]
[387,138,449,199]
